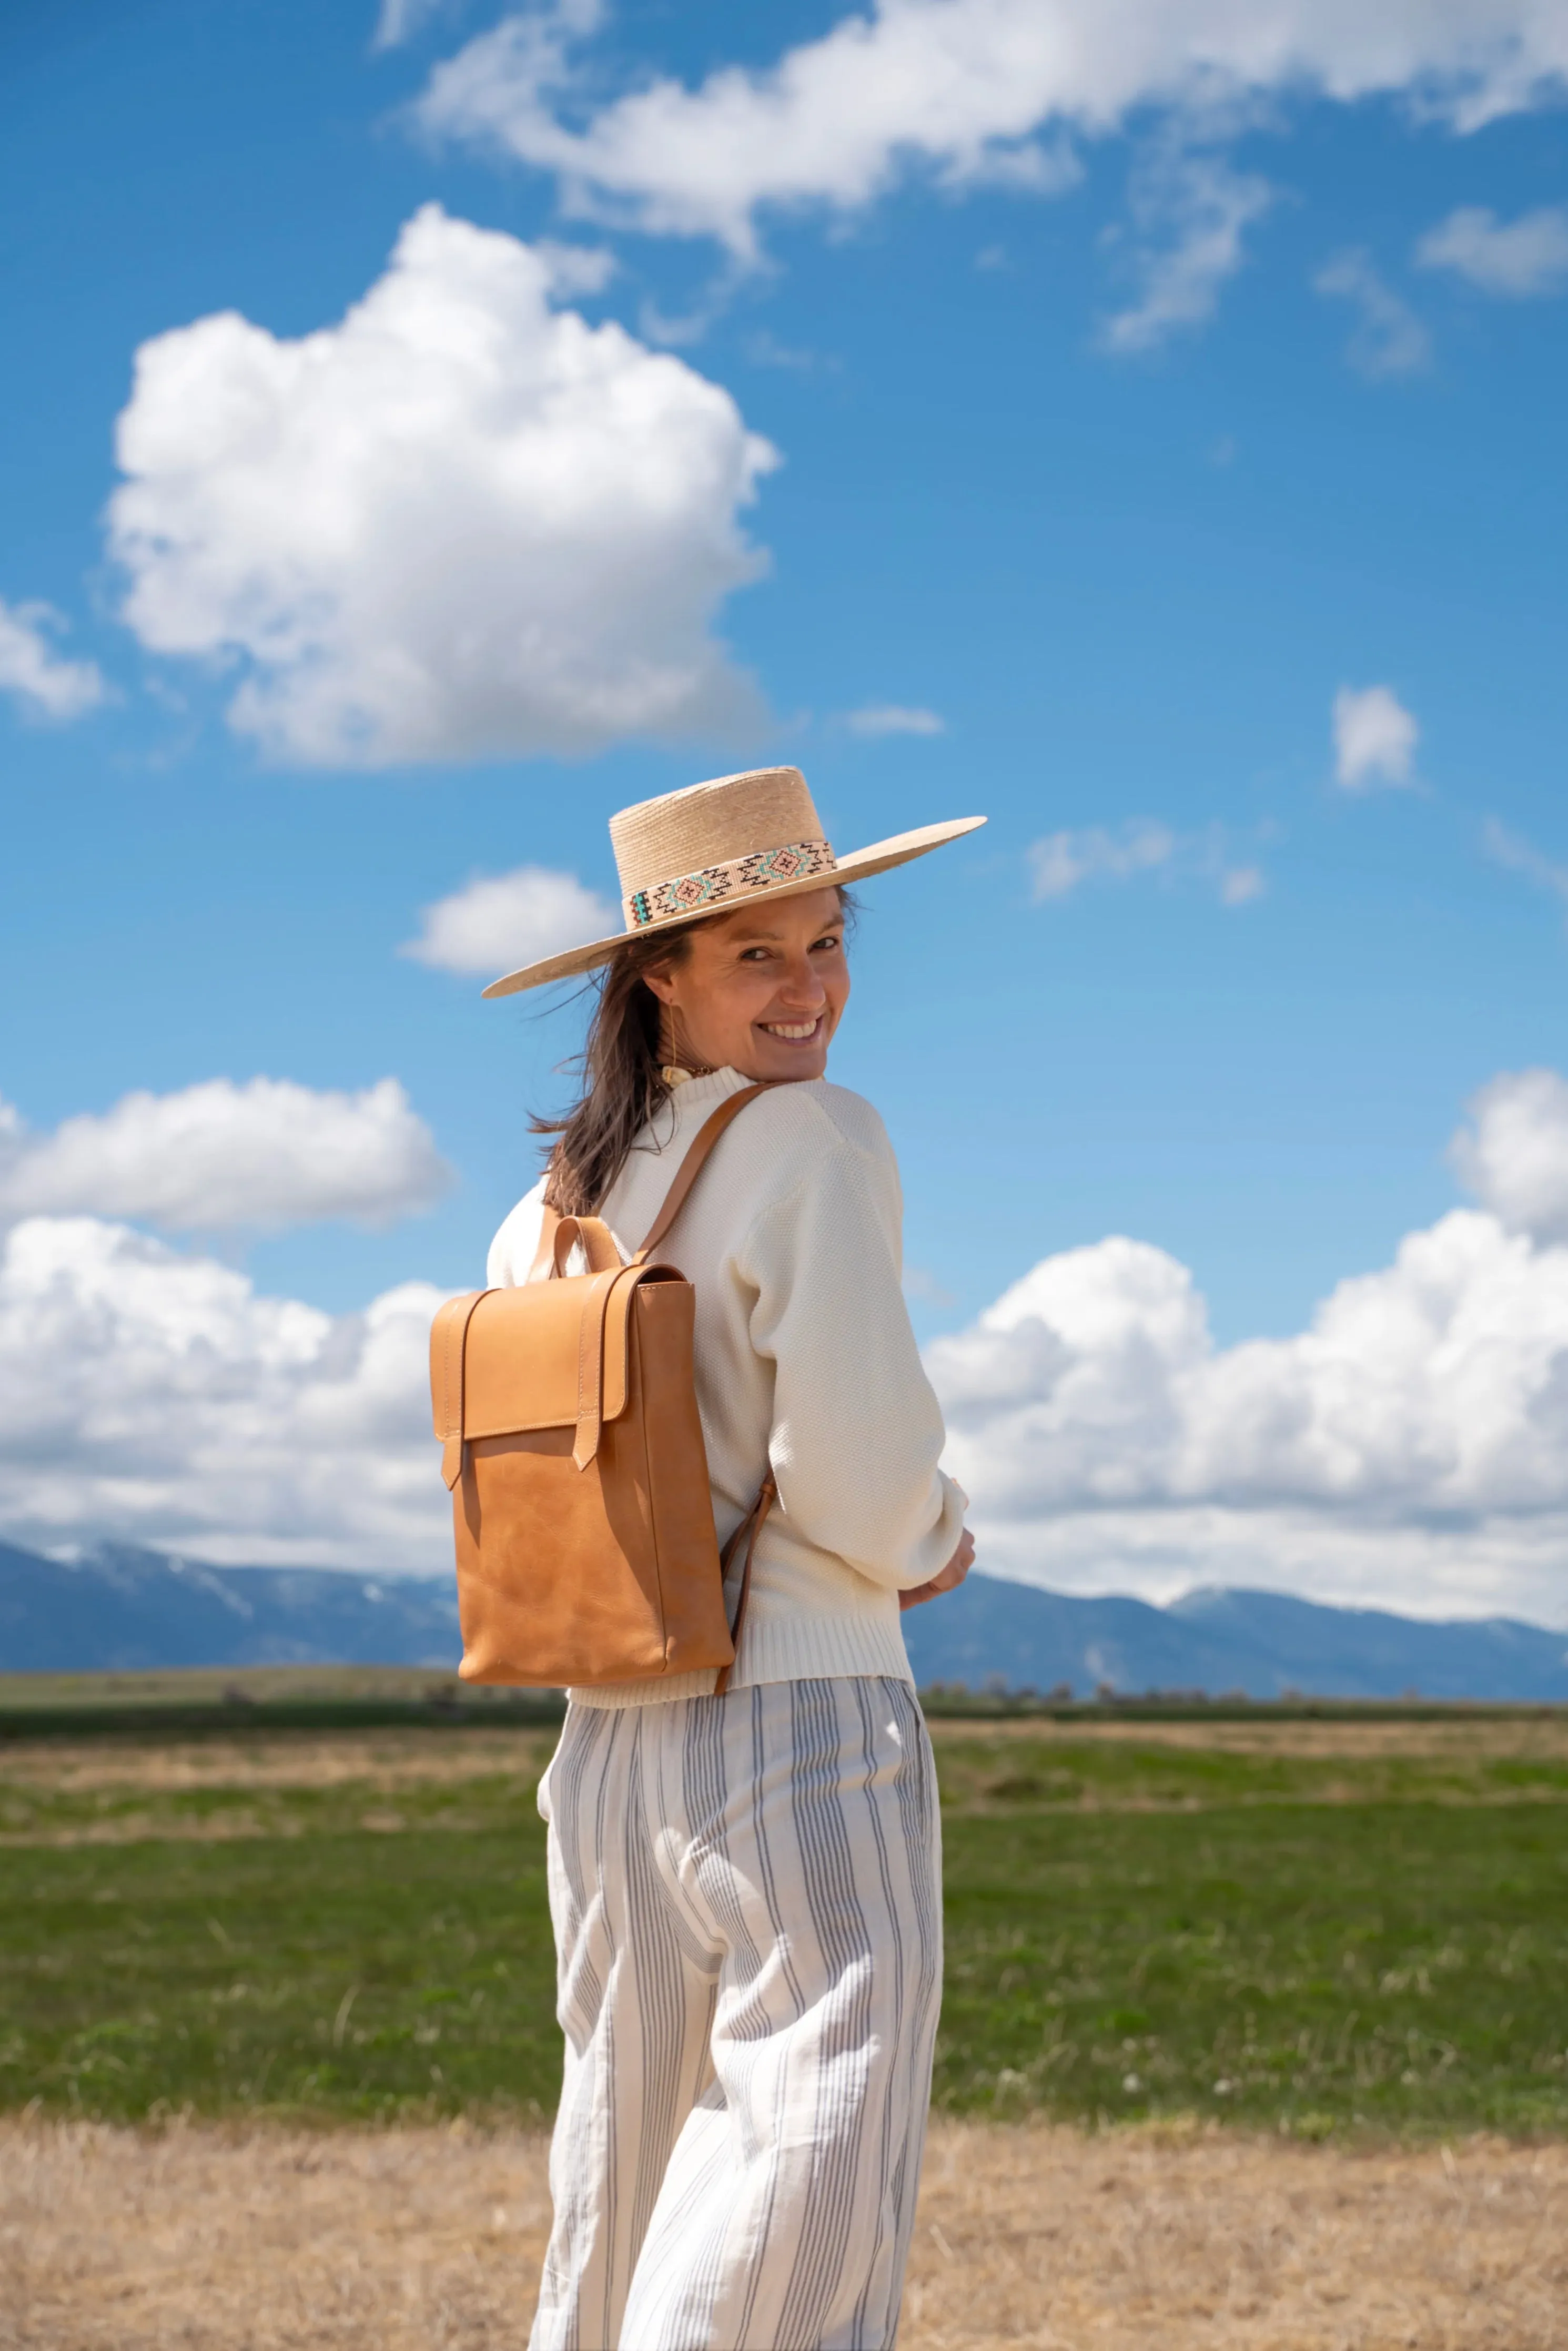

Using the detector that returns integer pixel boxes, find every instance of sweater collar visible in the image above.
[663,1065,755,1113]
[641,1064,761,1159]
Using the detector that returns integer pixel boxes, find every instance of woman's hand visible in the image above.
[898,1527,974,1612]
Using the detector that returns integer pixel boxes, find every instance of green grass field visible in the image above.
[3,1705,1566,2138]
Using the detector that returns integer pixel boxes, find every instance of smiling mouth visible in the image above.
[758,1017,824,1042]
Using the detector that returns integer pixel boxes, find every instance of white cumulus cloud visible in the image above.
[929,1176,1568,1623]
[1450,1069,1568,1244]
[0,1217,446,1569]
[1313,250,1432,378]
[108,204,777,769]
[402,865,618,976]
[12,1068,1568,1610]
[1332,684,1419,789]
[0,1078,452,1233]
[845,704,946,738]
[1417,204,1568,297]
[414,0,1568,259]
[0,599,106,721]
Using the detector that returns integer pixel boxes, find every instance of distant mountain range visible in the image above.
[0,1543,460,1676]
[898,1576,1568,1703]
[2,1539,1566,1699]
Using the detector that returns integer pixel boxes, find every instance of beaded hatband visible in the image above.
[626,838,837,929]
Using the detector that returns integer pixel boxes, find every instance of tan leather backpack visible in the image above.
[429,1086,774,1689]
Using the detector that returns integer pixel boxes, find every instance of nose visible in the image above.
[774,951,827,1010]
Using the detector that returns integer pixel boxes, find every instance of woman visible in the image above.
[483,765,983,2351]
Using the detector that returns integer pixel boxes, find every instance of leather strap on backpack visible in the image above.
[714,1470,776,1696]
[431,1288,492,1491]
[550,1214,622,1275]
[633,1084,771,1261]
[528,1083,771,1280]
[630,1085,778,1689]
[636,1086,777,1687]
[571,1262,640,1472]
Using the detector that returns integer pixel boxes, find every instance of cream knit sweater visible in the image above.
[486,1067,966,1707]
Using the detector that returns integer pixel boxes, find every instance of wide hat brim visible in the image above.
[481,815,986,998]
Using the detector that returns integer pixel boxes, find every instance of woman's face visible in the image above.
[643,885,850,1083]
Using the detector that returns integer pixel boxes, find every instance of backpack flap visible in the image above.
[438,1264,676,1482]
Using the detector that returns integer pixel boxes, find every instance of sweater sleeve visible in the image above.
[485,1174,548,1289]
[739,1132,967,1593]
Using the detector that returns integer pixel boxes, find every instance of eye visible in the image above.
[811,932,844,954]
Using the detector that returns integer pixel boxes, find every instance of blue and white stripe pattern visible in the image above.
[529,1676,943,2350]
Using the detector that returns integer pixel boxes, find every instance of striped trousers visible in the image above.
[529,1677,944,2351]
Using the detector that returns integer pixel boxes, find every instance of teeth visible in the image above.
[764,1020,819,1039]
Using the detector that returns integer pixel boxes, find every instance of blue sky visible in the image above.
[5,1,1568,1616]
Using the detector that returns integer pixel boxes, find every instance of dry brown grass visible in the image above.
[10,1708,1567,1803]
[923,1714,1568,1761]
[0,1729,558,1798]
[907,2122,1567,2349]
[2,2116,1563,2349]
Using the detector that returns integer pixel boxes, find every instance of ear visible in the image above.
[642,964,679,1007]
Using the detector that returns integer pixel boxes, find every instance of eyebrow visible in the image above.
[723,914,846,943]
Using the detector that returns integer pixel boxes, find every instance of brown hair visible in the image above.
[532,888,854,1215]
[531,927,695,1217]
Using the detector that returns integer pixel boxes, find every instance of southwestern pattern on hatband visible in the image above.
[626,838,837,928]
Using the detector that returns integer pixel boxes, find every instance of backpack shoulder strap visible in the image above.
[633,1083,771,1263]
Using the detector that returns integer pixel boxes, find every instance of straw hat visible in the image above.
[482,766,985,997]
